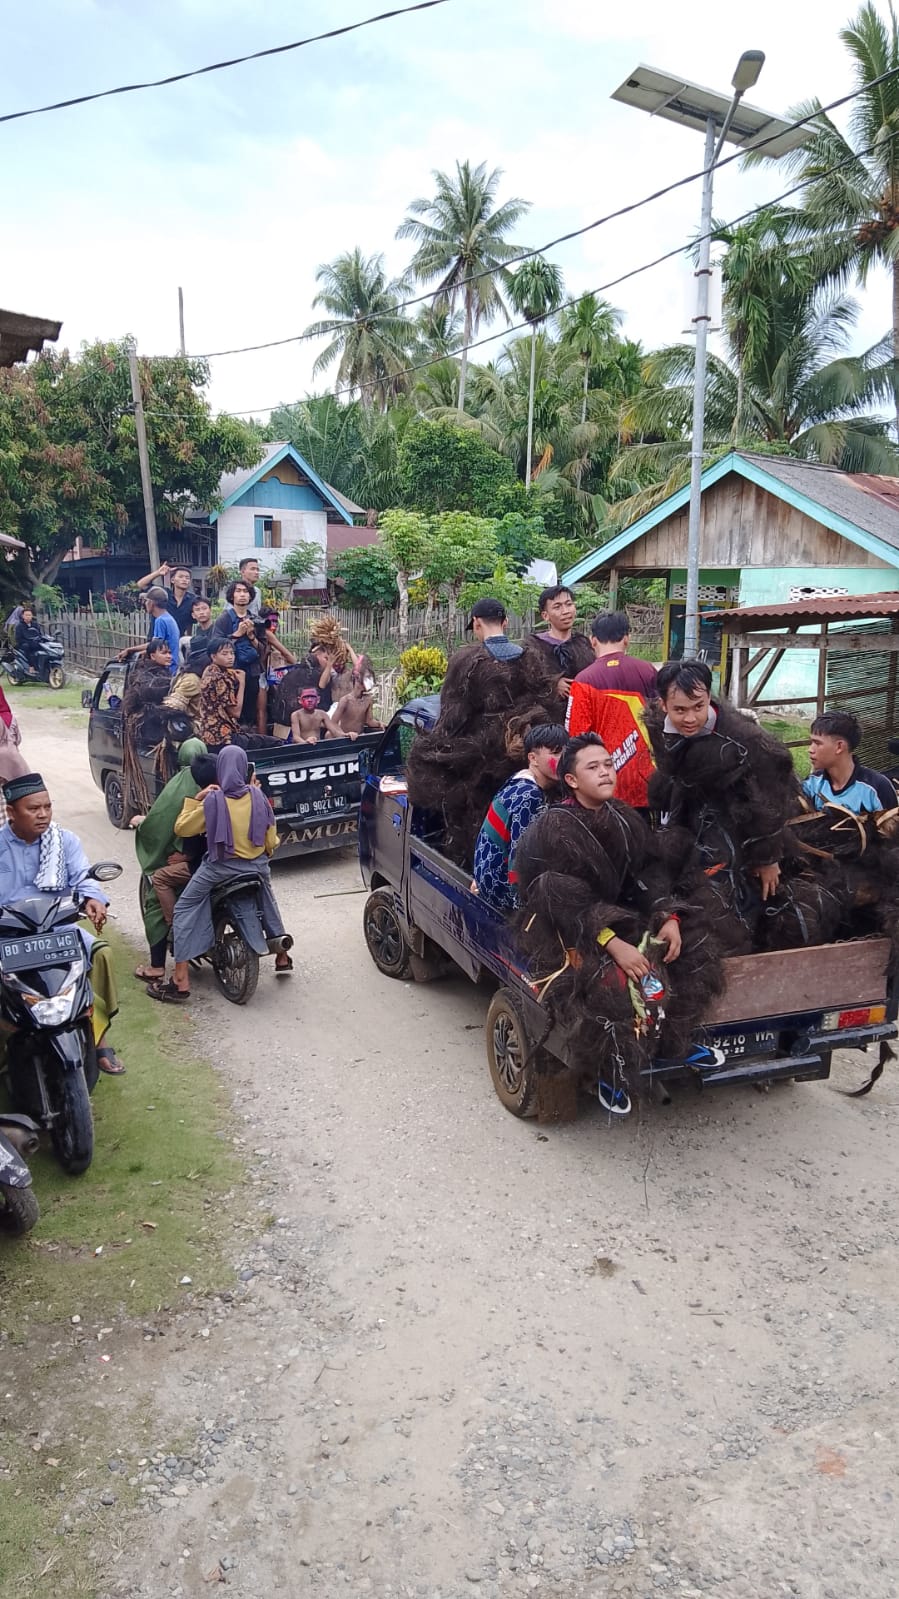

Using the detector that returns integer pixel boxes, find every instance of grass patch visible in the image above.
[0,929,240,1336]
[5,681,88,720]
[762,716,811,778]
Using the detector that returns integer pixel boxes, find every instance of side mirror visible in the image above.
[81,689,94,708]
[90,862,123,883]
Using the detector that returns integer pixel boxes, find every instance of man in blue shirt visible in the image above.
[119,588,180,675]
[0,772,124,1073]
[803,710,896,814]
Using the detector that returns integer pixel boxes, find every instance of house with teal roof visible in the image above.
[563,450,899,699]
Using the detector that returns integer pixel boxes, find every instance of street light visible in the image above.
[612,59,808,657]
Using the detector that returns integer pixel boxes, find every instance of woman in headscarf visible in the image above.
[133,737,208,983]
[147,745,291,1002]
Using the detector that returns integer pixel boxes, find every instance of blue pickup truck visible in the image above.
[358,698,897,1118]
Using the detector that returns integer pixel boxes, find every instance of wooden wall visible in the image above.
[619,477,893,570]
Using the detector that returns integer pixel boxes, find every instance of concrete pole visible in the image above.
[178,286,186,356]
[127,341,161,572]
[683,114,717,659]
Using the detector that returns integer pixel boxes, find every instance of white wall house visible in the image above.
[204,441,361,593]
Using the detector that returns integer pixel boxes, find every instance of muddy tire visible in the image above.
[211,911,260,1006]
[0,1183,39,1236]
[363,889,413,980]
[486,988,538,1118]
[48,664,66,690]
[50,1068,94,1175]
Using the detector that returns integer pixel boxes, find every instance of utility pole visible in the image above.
[683,114,717,659]
[177,286,186,356]
[127,341,161,571]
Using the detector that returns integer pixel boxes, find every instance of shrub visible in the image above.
[396,644,447,703]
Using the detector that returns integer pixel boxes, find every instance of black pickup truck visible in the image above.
[84,661,381,858]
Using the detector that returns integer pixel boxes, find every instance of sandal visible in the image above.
[147,978,191,1004]
[133,965,165,983]
[274,956,293,976]
[97,1046,126,1076]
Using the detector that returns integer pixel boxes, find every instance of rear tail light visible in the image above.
[821,1003,886,1032]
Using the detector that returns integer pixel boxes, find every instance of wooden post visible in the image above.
[127,341,161,572]
[729,642,744,706]
[816,621,828,718]
[608,567,619,608]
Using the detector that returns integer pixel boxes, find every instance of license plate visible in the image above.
[0,929,81,972]
[295,795,349,819]
[705,1026,778,1060]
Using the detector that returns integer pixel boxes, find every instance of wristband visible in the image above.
[596,927,616,948]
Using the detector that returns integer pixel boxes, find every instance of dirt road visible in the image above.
[16,708,899,1597]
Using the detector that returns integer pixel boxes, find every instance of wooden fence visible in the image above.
[48,602,665,679]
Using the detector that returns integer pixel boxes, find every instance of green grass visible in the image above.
[4,680,89,719]
[0,930,240,1334]
[762,715,811,778]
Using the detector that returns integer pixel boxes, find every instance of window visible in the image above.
[253,516,282,549]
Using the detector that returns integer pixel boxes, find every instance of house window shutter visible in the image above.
[254,516,265,548]
[271,519,282,549]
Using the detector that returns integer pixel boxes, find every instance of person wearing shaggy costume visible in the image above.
[0,773,125,1074]
[644,658,799,952]
[515,734,725,1110]
[405,598,563,867]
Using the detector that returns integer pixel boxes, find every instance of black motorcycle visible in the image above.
[0,862,122,1175]
[0,1115,40,1236]
[1,631,66,689]
[139,871,292,1005]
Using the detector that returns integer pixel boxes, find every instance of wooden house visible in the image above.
[563,450,899,698]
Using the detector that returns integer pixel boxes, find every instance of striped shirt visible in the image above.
[473,772,547,913]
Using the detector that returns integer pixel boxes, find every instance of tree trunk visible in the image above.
[525,323,537,491]
[37,548,67,585]
[457,294,473,414]
[893,259,899,444]
[397,571,409,650]
[581,357,588,427]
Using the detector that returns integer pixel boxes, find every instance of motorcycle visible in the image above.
[0,861,122,1175]
[0,1114,40,1236]
[1,631,67,690]
[139,871,292,1006]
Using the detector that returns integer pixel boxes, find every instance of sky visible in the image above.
[0,0,887,421]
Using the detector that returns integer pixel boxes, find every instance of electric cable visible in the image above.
[0,0,453,124]
[193,64,899,361]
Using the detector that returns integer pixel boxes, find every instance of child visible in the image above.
[332,658,382,737]
[290,687,343,745]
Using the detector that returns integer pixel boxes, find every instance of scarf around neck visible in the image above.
[34,822,67,892]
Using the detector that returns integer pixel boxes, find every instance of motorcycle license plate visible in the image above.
[0,929,81,972]
[705,1026,778,1060]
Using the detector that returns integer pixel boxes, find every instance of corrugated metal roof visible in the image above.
[712,592,899,631]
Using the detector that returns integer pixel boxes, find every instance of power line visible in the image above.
[0,0,453,125]
[199,123,898,417]
[194,63,899,362]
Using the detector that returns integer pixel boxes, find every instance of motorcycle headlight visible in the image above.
[25,984,79,1026]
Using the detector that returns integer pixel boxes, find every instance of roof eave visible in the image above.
[209,442,354,526]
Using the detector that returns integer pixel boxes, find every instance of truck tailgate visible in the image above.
[705,938,892,1024]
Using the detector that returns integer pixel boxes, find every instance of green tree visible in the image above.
[508,256,566,489]
[280,542,325,586]
[378,509,431,646]
[0,340,260,584]
[397,160,530,413]
[303,249,412,411]
[420,510,500,628]
[558,293,623,425]
[330,544,399,610]
[267,394,410,512]
[397,417,522,513]
[746,2,899,425]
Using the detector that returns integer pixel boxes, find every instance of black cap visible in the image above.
[466,598,507,629]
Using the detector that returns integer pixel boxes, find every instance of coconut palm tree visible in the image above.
[397,160,530,414]
[558,294,623,424]
[508,257,565,490]
[745,3,899,425]
[303,249,412,411]
[472,333,605,501]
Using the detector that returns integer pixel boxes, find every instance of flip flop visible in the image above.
[147,978,191,1005]
[274,956,293,976]
[133,965,165,983]
[97,1046,126,1076]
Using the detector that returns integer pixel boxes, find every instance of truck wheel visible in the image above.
[363,889,412,979]
[486,988,538,1118]
[104,772,128,829]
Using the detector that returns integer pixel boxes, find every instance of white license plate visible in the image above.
[706,1027,778,1060]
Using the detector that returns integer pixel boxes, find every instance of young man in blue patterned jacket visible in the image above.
[472,725,567,912]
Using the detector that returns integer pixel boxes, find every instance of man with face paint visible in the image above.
[289,686,343,745]
[472,724,567,912]
[332,656,382,737]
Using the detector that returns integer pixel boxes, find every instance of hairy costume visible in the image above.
[645,697,799,953]
[405,640,562,866]
[515,799,725,1095]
